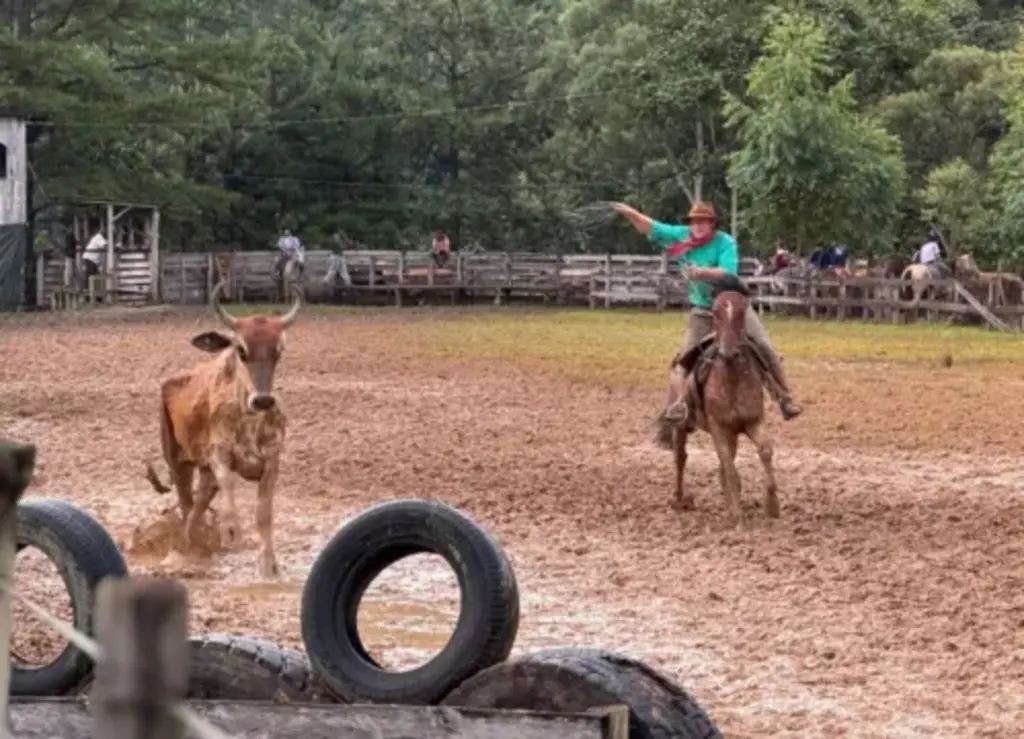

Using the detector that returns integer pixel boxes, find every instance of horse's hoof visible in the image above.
[765,496,781,518]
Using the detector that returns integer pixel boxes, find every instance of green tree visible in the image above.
[725,10,907,254]
[919,158,993,254]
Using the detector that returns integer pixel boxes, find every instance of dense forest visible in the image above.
[3,0,1024,263]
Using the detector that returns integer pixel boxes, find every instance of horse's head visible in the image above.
[710,276,750,361]
[955,252,979,276]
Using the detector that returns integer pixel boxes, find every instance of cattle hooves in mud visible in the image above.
[13,498,129,696]
[443,647,723,739]
[300,499,520,705]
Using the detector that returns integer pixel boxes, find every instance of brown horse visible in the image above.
[669,276,778,525]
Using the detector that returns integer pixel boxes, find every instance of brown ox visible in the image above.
[145,282,301,578]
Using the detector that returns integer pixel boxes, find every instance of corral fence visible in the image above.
[0,440,628,739]
[34,249,1024,330]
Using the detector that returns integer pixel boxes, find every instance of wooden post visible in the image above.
[91,578,189,739]
[656,252,668,312]
[179,255,186,306]
[150,209,161,303]
[105,204,115,298]
[0,441,38,732]
[35,253,45,309]
[205,253,214,303]
[603,255,611,309]
[395,252,405,308]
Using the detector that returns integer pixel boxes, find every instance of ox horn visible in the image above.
[210,281,240,330]
[280,285,303,327]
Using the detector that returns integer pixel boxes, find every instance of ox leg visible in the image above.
[746,423,779,518]
[174,464,195,525]
[183,469,217,555]
[211,457,243,546]
[710,424,743,527]
[255,459,280,579]
[672,428,694,511]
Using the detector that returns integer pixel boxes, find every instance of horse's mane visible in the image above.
[709,274,750,300]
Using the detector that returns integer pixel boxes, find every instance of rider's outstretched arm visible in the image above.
[613,203,690,247]
[613,203,656,236]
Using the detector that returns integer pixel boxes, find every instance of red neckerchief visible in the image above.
[665,229,716,259]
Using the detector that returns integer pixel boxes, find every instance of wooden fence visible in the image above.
[34,249,1024,330]
[0,440,627,739]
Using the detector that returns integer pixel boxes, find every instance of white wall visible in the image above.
[0,118,27,226]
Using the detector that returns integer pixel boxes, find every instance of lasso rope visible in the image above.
[564,201,620,231]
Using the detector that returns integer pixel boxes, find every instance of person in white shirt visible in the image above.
[917,236,941,265]
[81,230,108,288]
[274,229,305,278]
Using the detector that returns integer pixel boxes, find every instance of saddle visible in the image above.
[671,332,774,424]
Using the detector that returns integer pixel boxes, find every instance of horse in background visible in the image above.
[667,275,779,526]
[278,251,306,303]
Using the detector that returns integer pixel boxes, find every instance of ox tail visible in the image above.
[144,462,173,494]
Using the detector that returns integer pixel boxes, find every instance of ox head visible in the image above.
[710,276,750,362]
[191,282,302,412]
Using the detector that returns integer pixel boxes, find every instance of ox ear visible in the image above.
[191,331,234,354]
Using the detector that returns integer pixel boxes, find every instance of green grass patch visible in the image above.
[409,308,1024,384]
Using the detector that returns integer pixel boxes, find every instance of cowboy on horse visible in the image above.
[611,201,804,427]
[275,229,306,282]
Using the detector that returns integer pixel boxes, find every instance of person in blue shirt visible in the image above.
[612,201,804,426]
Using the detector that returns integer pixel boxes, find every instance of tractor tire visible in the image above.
[443,647,723,739]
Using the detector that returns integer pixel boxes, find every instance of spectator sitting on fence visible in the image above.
[275,228,305,279]
[808,244,850,276]
[81,229,108,291]
[771,246,792,272]
[431,229,451,268]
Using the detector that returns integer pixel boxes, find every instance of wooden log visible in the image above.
[91,578,189,739]
[8,700,624,739]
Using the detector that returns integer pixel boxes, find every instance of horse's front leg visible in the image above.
[672,428,693,511]
[746,422,779,518]
[709,424,743,526]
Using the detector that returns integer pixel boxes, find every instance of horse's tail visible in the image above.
[652,411,675,450]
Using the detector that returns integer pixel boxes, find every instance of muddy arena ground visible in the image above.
[3,305,1024,738]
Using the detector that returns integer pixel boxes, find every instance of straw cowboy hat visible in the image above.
[682,201,719,225]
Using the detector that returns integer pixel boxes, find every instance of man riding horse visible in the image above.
[275,229,306,282]
[611,201,804,427]
[911,231,950,279]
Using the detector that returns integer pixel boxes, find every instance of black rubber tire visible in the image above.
[443,647,723,739]
[185,635,336,701]
[300,499,520,704]
[76,635,337,702]
[12,497,129,696]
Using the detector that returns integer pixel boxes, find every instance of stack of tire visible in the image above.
[13,498,722,738]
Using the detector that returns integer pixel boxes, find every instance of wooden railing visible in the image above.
[33,249,1024,330]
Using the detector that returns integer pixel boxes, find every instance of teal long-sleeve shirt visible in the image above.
[648,221,739,310]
